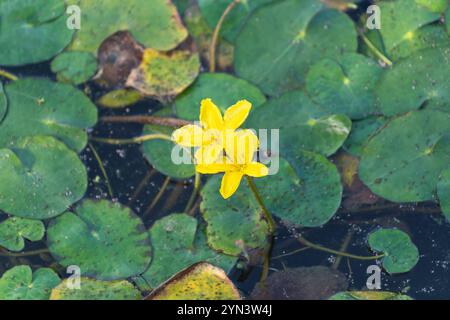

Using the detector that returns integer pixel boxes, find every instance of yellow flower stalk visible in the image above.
[172,98,252,165]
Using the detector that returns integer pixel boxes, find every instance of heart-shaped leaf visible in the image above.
[343,116,388,157]
[368,228,419,274]
[47,200,152,280]
[147,262,241,300]
[142,213,237,288]
[97,89,142,108]
[0,217,45,251]
[1,78,98,152]
[235,0,357,95]
[0,266,60,300]
[359,110,450,202]
[0,0,74,66]
[51,52,97,85]
[50,277,141,300]
[0,136,88,219]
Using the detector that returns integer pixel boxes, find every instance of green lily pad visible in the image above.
[330,291,413,300]
[142,213,237,288]
[175,73,267,121]
[306,53,382,119]
[437,168,450,222]
[200,175,270,256]
[198,0,274,43]
[147,262,241,300]
[142,127,195,180]
[247,90,351,157]
[368,228,419,274]
[126,49,200,99]
[0,0,74,66]
[343,116,388,157]
[0,136,88,219]
[359,110,450,202]
[234,0,357,96]
[376,48,450,117]
[47,200,152,280]
[389,25,450,61]
[2,78,98,152]
[0,82,6,123]
[0,217,45,251]
[377,0,440,54]
[0,265,60,300]
[50,277,141,300]
[415,0,448,13]
[67,0,187,53]
[256,154,342,227]
[97,89,142,108]
[51,52,97,85]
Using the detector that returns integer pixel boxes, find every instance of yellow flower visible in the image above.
[172,98,252,165]
[197,130,269,199]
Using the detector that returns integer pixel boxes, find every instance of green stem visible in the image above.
[0,248,49,257]
[90,133,172,145]
[359,32,393,67]
[184,172,201,213]
[246,176,276,233]
[143,176,171,218]
[88,143,114,199]
[209,0,241,72]
[0,68,18,81]
[297,234,384,261]
[100,115,191,128]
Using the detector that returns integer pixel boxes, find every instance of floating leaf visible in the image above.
[368,228,419,274]
[142,213,237,288]
[51,52,97,85]
[235,0,357,95]
[415,0,448,13]
[306,53,382,119]
[0,0,73,66]
[256,155,342,227]
[359,110,450,202]
[330,291,413,300]
[389,25,450,61]
[1,78,98,152]
[47,200,152,280]
[67,0,187,53]
[376,0,440,54]
[127,49,200,99]
[200,175,270,256]
[175,73,266,121]
[437,168,450,222]
[247,91,351,157]
[50,277,141,300]
[97,89,142,108]
[0,136,87,219]
[376,48,450,116]
[0,266,60,300]
[147,262,241,300]
[343,116,388,157]
[198,0,274,43]
[0,217,45,252]
[0,82,6,123]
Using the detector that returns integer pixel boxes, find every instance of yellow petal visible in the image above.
[244,162,269,177]
[195,144,223,165]
[171,124,204,147]
[220,171,243,199]
[200,98,224,130]
[196,161,227,174]
[224,129,259,164]
[223,100,252,130]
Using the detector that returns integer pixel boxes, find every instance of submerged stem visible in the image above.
[88,143,114,199]
[0,248,49,257]
[296,234,384,261]
[90,133,172,145]
[143,176,171,218]
[0,68,18,81]
[100,115,191,128]
[184,172,201,214]
[209,0,241,72]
